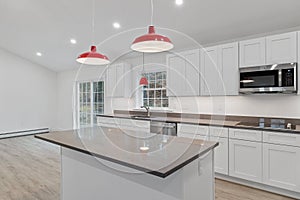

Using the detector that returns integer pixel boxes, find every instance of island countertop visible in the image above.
[35,127,218,178]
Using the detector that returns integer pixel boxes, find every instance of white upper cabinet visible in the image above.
[167,49,200,96]
[167,55,185,96]
[201,42,239,96]
[266,32,297,65]
[240,32,297,68]
[201,46,222,96]
[239,37,266,68]
[219,43,239,96]
[184,50,201,96]
[106,63,131,98]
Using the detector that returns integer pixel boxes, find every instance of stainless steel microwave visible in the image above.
[239,63,297,94]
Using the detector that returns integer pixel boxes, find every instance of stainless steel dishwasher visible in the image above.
[150,121,177,136]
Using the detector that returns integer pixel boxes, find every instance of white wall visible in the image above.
[0,48,57,133]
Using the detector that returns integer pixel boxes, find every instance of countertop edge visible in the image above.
[97,114,300,134]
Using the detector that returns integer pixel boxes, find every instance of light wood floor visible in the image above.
[0,136,60,200]
[0,136,296,200]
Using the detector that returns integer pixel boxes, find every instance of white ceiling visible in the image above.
[1,0,300,72]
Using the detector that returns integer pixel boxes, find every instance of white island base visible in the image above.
[61,147,215,200]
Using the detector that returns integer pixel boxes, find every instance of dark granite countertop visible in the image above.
[35,127,218,178]
[97,112,300,134]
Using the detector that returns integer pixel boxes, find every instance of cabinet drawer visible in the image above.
[119,118,150,129]
[177,132,209,141]
[117,125,150,133]
[263,131,300,147]
[97,123,118,128]
[178,124,209,136]
[229,128,262,141]
[210,127,229,138]
[97,117,120,125]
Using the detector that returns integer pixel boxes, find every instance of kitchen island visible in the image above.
[36,127,218,200]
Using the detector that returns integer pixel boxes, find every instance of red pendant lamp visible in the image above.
[139,53,148,86]
[76,0,110,65]
[139,76,149,86]
[76,46,110,65]
[131,0,174,53]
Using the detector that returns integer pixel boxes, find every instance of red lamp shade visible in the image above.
[131,26,174,53]
[76,46,110,65]
[139,76,148,86]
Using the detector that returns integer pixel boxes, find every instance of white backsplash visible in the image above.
[168,95,300,118]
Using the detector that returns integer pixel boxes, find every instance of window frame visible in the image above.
[140,70,169,108]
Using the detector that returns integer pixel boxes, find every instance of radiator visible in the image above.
[0,128,49,139]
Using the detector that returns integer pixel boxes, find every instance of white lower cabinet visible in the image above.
[263,143,300,192]
[210,136,228,175]
[178,124,228,175]
[229,139,263,183]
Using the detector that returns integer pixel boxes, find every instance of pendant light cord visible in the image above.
[92,0,95,44]
[150,0,154,25]
[142,53,145,73]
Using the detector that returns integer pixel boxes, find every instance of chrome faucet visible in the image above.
[141,106,150,117]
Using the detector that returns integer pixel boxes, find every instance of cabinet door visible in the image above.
[114,64,124,97]
[219,43,239,95]
[106,65,117,97]
[263,143,300,192]
[210,136,229,175]
[239,37,266,68]
[167,55,186,96]
[106,63,131,98]
[184,50,200,96]
[229,139,263,183]
[201,47,222,96]
[298,32,300,95]
[266,32,297,64]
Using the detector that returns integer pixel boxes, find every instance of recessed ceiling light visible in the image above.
[175,0,183,5]
[36,52,42,56]
[70,39,77,44]
[113,22,121,29]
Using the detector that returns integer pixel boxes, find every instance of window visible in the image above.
[78,81,104,127]
[142,71,168,107]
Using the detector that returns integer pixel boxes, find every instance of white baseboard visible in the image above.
[216,173,300,199]
[0,128,49,139]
